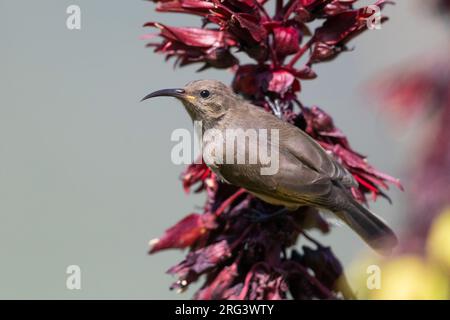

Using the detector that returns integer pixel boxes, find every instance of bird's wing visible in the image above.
[280,124,357,188]
[215,104,356,204]
[246,105,356,188]
[216,152,333,206]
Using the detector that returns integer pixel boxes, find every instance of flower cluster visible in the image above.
[144,0,399,299]
[349,208,450,300]
[372,51,450,253]
[371,53,450,238]
[435,0,450,14]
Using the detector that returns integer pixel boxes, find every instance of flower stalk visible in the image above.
[144,0,400,299]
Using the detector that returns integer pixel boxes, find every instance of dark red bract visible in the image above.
[372,54,450,254]
[370,0,450,258]
[144,0,399,299]
[436,0,450,13]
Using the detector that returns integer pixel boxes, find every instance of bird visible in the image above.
[141,79,398,255]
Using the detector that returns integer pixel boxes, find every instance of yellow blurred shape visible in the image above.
[427,208,450,270]
[372,256,448,300]
[346,255,380,299]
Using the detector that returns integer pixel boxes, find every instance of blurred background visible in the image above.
[0,0,448,299]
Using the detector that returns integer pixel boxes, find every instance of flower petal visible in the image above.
[155,0,215,16]
[273,26,301,57]
[149,213,216,253]
[144,22,235,48]
[261,69,296,95]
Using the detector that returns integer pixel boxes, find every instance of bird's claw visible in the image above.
[265,97,283,119]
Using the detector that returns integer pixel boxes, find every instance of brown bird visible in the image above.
[142,80,398,254]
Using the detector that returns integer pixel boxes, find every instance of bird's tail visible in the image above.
[333,189,398,255]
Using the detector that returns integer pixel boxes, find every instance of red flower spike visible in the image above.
[371,0,450,254]
[145,0,400,300]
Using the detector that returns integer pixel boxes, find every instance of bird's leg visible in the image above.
[244,207,289,223]
[265,97,283,119]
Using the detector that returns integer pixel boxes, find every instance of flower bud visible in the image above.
[273,26,301,57]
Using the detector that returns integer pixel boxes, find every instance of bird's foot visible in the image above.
[265,97,283,119]
[244,208,288,223]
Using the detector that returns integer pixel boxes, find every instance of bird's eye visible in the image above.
[200,90,210,98]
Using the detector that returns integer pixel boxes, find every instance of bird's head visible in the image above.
[141,80,239,125]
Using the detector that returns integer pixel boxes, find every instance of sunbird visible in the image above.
[142,80,398,254]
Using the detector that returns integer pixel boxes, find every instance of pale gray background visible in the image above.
[0,1,446,299]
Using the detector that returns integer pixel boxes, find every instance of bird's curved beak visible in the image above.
[141,88,185,102]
